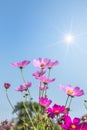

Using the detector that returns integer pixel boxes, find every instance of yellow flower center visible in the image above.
[40,63,45,67]
[67,89,73,95]
[71,124,76,129]
[54,110,59,113]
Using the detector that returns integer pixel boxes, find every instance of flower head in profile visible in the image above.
[33,57,50,69]
[15,82,32,92]
[61,115,80,130]
[59,84,84,97]
[38,75,55,85]
[47,104,67,118]
[32,70,46,79]
[38,85,48,90]
[4,83,11,89]
[39,97,52,107]
[47,60,59,69]
[11,60,30,69]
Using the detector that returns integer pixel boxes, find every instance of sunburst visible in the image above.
[64,33,75,46]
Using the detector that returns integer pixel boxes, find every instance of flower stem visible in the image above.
[83,100,87,110]
[65,95,70,107]
[23,100,37,130]
[20,69,26,83]
[48,68,51,78]
[6,90,26,124]
[68,96,73,108]
[6,89,14,111]
[39,82,42,97]
[44,69,51,97]
[20,69,32,100]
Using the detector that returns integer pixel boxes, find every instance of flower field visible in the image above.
[1,58,87,130]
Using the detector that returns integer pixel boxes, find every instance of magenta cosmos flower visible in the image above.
[38,75,55,85]
[59,84,84,97]
[39,97,52,107]
[47,60,59,69]
[11,60,30,69]
[15,82,32,92]
[32,70,46,79]
[61,115,80,130]
[4,83,11,89]
[78,122,87,130]
[33,57,50,69]
[47,104,67,118]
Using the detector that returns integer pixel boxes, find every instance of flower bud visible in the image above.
[4,83,11,89]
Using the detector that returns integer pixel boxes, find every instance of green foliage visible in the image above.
[12,101,63,130]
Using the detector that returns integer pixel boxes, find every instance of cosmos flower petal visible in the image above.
[73,117,80,124]
[11,60,30,68]
[59,84,84,97]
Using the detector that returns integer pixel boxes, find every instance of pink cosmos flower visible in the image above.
[0,120,13,130]
[38,85,48,90]
[47,104,67,118]
[15,82,32,92]
[39,97,52,107]
[38,75,55,85]
[47,60,59,69]
[33,57,50,69]
[61,115,80,130]
[4,83,11,89]
[32,70,46,79]
[59,84,84,97]
[11,60,30,69]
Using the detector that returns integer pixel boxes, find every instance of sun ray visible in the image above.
[46,39,64,48]
[46,17,87,58]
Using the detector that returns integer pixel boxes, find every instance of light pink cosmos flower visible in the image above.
[32,70,46,79]
[33,57,50,69]
[11,60,30,69]
[39,97,52,107]
[4,83,11,89]
[38,85,48,90]
[38,75,55,85]
[15,82,32,92]
[59,84,84,97]
[47,60,59,69]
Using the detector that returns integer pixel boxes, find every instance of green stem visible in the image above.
[20,69,32,100]
[39,82,42,97]
[20,68,26,83]
[6,89,15,111]
[6,90,26,124]
[48,68,51,78]
[83,100,87,110]
[65,95,70,107]
[27,89,32,101]
[45,69,51,97]
[23,101,37,130]
[68,96,73,108]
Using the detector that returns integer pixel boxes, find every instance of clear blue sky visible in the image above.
[1,0,87,120]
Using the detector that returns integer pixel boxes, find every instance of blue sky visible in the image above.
[1,0,87,120]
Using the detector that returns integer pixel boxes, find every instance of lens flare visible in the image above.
[64,34,74,45]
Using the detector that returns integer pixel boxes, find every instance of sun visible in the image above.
[64,33,74,46]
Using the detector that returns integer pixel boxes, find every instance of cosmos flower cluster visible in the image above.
[3,58,87,130]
